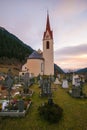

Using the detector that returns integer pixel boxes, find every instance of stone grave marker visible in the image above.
[71,86,81,98]
[62,79,68,88]
[41,78,52,97]
[39,76,43,88]
[18,100,24,112]
[5,70,13,109]
[24,72,30,87]
[23,72,30,94]
[54,77,61,85]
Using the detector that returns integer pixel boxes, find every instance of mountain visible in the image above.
[76,68,87,74]
[0,26,34,63]
[54,64,64,74]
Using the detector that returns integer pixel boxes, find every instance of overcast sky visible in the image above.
[0,0,87,70]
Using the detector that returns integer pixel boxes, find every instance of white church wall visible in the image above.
[27,59,44,76]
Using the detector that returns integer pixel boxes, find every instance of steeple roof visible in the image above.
[43,12,53,39]
[46,12,51,31]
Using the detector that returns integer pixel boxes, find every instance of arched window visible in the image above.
[46,41,50,49]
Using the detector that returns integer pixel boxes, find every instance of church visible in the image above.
[21,13,54,76]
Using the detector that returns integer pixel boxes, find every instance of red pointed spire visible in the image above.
[43,12,53,40]
[46,11,51,31]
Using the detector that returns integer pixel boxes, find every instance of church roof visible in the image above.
[28,51,44,60]
[43,12,53,39]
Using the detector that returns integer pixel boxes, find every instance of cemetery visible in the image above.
[0,72,87,130]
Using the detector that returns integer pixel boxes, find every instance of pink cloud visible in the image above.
[53,0,87,19]
[55,57,87,70]
[54,44,87,69]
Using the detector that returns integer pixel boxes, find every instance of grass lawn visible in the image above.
[0,83,87,130]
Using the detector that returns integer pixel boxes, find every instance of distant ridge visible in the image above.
[76,67,87,74]
[54,64,64,74]
[0,26,34,63]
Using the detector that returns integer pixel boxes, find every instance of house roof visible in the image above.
[28,51,44,60]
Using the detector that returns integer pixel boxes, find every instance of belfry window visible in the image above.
[46,41,50,49]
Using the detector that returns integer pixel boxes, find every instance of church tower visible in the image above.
[43,12,54,75]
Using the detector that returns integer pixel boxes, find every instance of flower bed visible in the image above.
[0,101,31,117]
[0,88,33,117]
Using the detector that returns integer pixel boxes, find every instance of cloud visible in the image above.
[55,56,87,69]
[54,43,87,69]
[55,55,87,69]
[54,0,87,19]
[55,44,87,57]
[53,1,87,51]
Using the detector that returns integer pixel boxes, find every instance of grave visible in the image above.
[70,79,86,98]
[72,74,80,87]
[5,70,13,104]
[54,78,61,85]
[49,75,55,83]
[41,78,52,97]
[38,77,43,88]
[18,100,24,112]
[71,87,81,97]
[0,100,32,117]
[23,72,30,94]
[62,79,68,88]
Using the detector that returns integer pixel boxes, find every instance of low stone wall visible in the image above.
[0,101,31,117]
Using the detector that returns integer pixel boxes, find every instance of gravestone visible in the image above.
[30,77,35,85]
[41,78,52,97]
[54,78,61,85]
[18,100,24,112]
[71,75,84,97]
[5,76,13,89]
[70,79,85,98]
[72,74,80,87]
[38,78,43,88]
[49,75,54,83]
[23,72,30,94]
[24,72,30,87]
[62,79,68,88]
[71,87,81,97]
[5,72,13,103]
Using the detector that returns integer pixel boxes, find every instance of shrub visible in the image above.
[38,99,63,123]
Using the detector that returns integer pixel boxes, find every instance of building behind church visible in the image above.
[20,13,54,76]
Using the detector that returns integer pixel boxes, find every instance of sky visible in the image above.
[0,0,87,71]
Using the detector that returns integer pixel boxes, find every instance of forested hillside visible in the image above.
[0,27,33,62]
